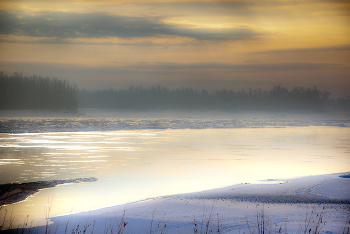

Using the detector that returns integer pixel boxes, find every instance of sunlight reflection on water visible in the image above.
[0,127,349,226]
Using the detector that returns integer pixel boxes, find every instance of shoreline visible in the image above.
[49,172,350,219]
[44,172,350,234]
[1,172,349,233]
[0,178,98,206]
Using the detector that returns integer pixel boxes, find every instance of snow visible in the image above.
[34,173,350,234]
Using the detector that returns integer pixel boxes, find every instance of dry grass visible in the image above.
[0,204,349,234]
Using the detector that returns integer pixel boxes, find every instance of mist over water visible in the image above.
[1,109,349,133]
[0,110,349,226]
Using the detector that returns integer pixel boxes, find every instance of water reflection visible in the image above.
[0,127,349,227]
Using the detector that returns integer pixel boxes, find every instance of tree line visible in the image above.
[78,85,335,110]
[0,72,77,110]
[1,71,349,111]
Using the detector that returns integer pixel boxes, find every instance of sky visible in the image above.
[0,0,349,98]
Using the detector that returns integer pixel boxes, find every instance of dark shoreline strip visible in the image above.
[190,194,350,204]
[0,177,98,206]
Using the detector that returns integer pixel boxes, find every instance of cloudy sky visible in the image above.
[0,0,349,97]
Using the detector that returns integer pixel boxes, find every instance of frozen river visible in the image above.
[0,109,349,228]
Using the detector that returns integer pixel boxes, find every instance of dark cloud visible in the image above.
[127,1,302,16]
[0,10,167,38]
[249,45,350,55]
[0,10,263,42]
[132,1,253,16]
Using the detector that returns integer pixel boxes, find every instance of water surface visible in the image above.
[0,126,349,227]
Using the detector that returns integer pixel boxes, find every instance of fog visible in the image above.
[1,72,349,113]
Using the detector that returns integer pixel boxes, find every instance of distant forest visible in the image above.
[1,72,349,111]
[0,72,77,110]
[79,85,348,110]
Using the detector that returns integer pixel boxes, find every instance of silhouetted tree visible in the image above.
[0,72,77,110]
[77,84,332,111]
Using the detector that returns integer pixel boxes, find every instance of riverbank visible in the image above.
[0,178,98,206]
[9,172,348,234]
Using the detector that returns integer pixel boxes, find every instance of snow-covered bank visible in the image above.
[24,172,350,234]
